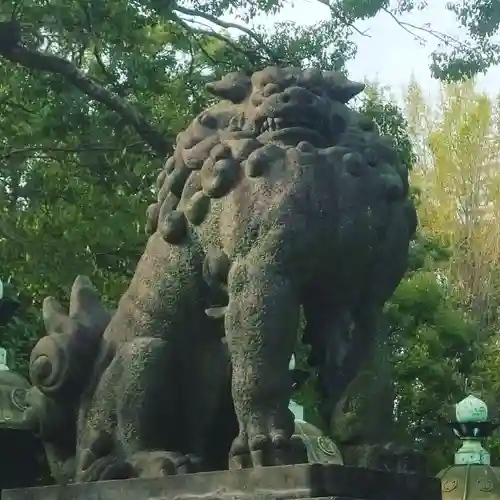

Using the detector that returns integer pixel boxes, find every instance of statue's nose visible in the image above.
[274,86,315,106]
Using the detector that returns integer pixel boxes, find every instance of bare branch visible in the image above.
[380,6,471,52]
[314,0,470,50]
[395,19,470,51]
[172,12,261,66]
[382,8,427,44]
[92,46,114,82]
[75,0,117,85]
[313,0,371,37]
[172,5,280,62]
[193,37,218,66]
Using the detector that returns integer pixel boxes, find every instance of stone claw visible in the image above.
[127,450,195,477]
[229,418,295,469]
[79,450,198,482]
[79,456,134,482]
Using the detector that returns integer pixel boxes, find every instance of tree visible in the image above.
[318,85,483,473]
[332,231,479,473]
[0,0,356,155]
[316,0,500,81]
[0,0,357,378]
[0,279,40,376]
[406,78,500,332]
[385,239,479,472]
[403,77,500,467]
[339,0,500,81]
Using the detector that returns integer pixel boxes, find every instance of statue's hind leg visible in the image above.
[78,337,223,481]
[225,257,302,468]
[75,338,192,481]
[303,296,383,430]
[76,233,227,481]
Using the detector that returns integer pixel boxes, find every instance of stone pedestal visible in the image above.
[2,464,441,500]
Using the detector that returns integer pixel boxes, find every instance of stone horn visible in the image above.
[205,71,251,104]
[29,276,110,400]
[322,71,365,104]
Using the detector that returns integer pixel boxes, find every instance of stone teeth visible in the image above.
[259,117,292,134]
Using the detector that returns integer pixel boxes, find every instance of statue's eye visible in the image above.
[198,114,217,129]
[262,83,280,97]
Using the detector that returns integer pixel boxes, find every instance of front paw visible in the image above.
[78,451,201,482]
[79,456,134,482]
[229,411,296,469]
[127,451,200,478]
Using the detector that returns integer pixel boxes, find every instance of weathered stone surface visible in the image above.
[25,66,417,483]
[2,465,440,500]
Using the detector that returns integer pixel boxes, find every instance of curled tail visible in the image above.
[24,276,112,483]
[29,275,111,400]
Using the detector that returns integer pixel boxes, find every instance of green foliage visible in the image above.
[341,0,390,20]
[432,0,500,81]
[0,280,40,377]
[335,0,500,81]
[0,0,355,381]
[1,0,499,474]
[358,85,416,171]
[406,235,452,272]
[384,238,479,472]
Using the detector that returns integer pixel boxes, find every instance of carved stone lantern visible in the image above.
[438,394,500,499]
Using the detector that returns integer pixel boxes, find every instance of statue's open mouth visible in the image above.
[254,113,329,146]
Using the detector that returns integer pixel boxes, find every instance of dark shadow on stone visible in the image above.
[0,298,20,327]
[0,429,46,489]
[307,463,439,500]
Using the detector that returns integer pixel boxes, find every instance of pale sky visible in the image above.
[229,0,500,103]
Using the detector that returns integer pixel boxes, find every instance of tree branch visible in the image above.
[172,5,280,62]
[75,0,119,86]
[354,5,470,54]
[0,42,171,157]
[382,8,427,44]
[313,0,371,37]
[0,142,147,160]
[0,222,28,246]
[400,21,469,51]
[172,13,261,66]
[0,97,35,114]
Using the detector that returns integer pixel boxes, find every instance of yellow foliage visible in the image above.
[405,78,500,329]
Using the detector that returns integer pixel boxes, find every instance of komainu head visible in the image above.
[148,65,414,243]
[205,66,365,147]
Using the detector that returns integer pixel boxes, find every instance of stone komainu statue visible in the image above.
[25,66,417,483]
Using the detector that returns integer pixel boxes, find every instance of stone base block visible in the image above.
[2,464,441,500]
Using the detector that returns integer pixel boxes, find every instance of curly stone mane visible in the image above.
[145,67,410,245]
[26,66,417,482]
